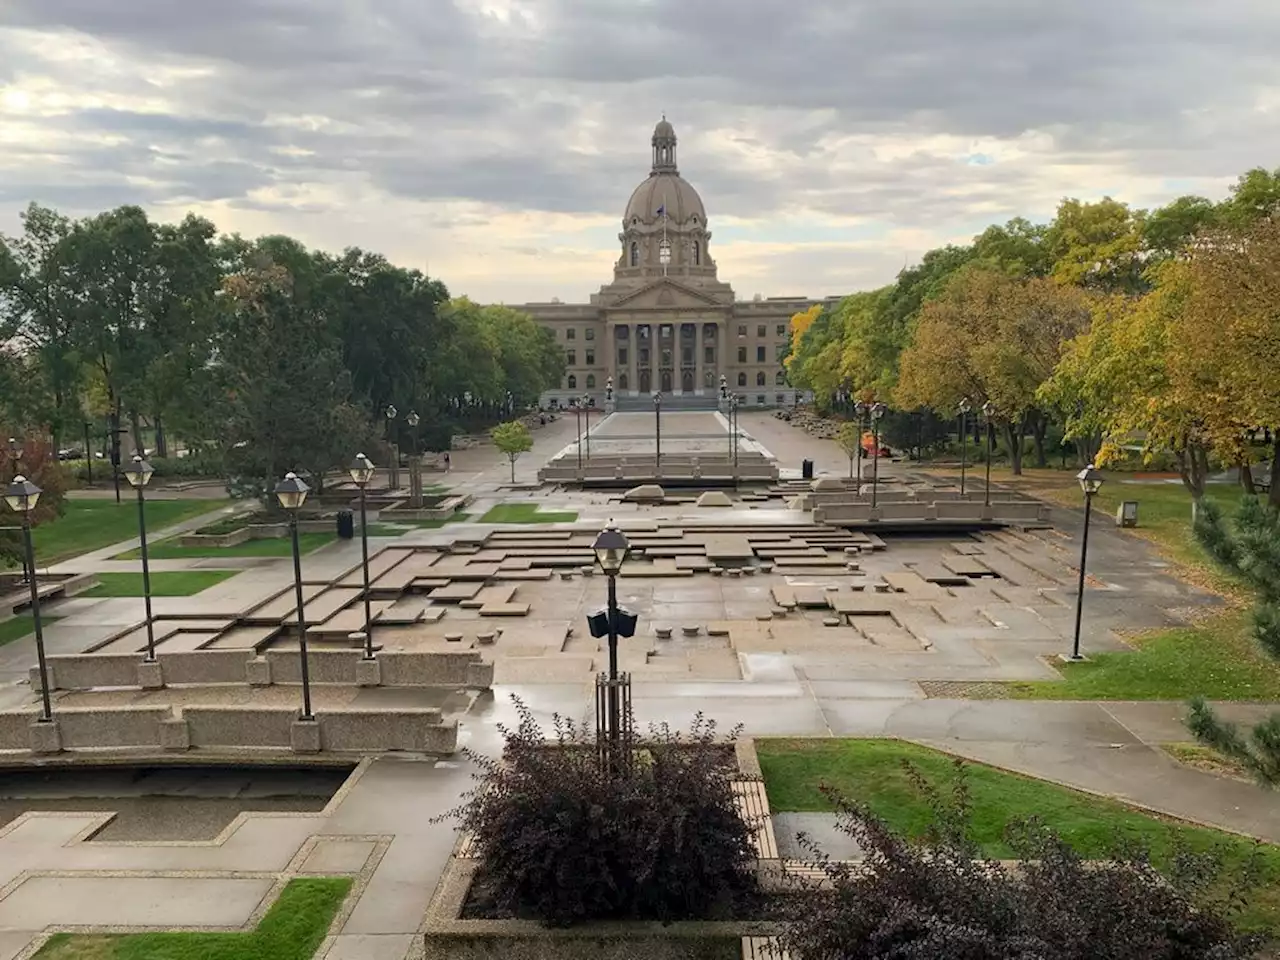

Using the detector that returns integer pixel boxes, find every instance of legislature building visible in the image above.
[522,119,839,409]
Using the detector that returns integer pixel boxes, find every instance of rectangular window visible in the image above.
[619,347,629,364]
[566,328,576,340]
[704,346,714,363]
[682,348,693,364]
[737,346,747,363]
[640,348,650,364]
[756,395,766,405]
[738,325,747,337]
[586,349,595,365]
[661,349,672,365]
[776,324,786,337]
[566,349,576,365]
[776,394,785,405]
[585,328,595,340]
[757,325,767,338]
[756,346,766,362]
[776,344,789,361]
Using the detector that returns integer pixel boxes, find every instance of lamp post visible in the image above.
[275,472,314,720]
[573,399,583,469]
[7,438,31,585]
[958,397,971,498]
[1069,464,1105,662]
[853,401,866,495]
[982,401,995,508]
[83,422,94,485]
[720,375,731,459]
[605,375,614,413]
[870,402,886,509]
[592,522,631,745]
[406,411,422,508]
[652,391,662,473]
[348,453,377,660]
[385,405,399,491]
[582,395,592,460]
[5,476,52,721]
[122,455,157,662]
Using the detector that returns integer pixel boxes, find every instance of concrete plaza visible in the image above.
[0,409,1275,959]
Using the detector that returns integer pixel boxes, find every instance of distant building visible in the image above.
[519,119,839,409]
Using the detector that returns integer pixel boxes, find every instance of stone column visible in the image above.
[629,324,639,395]
[694,322,704,396]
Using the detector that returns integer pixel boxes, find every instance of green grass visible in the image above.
[1007,610,1280,700]
[756,738,1280,936]
[81,571,239,597]
[6,500,230,567]
[479,503,578,524]
[0,614,60,648]
[33,876,350,960]
[114,533,336,560]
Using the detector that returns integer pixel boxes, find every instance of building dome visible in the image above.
[623,173,706,226]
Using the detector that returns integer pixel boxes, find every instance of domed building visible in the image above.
[521,119,837,409]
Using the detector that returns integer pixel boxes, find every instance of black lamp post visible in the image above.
[573,399,583,469]
[582,395,592,460]
[652,391,662,473]
[958,397,971,498]
[349,453,377,660]
[275,472,315,719]
[83,422,94,485]
[591,522,632,745]
[853,401,866,494]
[122,455,157,662]
[385,405,399,490]
[870,402,886,509]
[7,438,31,585]
[1069,464,1105,662]
[5,475,53,721]
[605,375,614,409]
[982,401,995,507]
[406,410,420,457]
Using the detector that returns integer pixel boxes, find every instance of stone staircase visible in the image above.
[613,393,722,413]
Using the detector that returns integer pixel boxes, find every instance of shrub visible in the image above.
[780,760,1262,960]
[441,699,758,927]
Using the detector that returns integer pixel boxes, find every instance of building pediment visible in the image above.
[607,278,725,310]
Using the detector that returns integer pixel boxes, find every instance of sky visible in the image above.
[2,0,1279,305]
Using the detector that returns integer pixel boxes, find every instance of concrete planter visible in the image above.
[179,519,336,547]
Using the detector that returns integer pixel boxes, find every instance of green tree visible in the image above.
[1045,197,1147,294]
[835,421,863,480]
[1188,497,1280,786]
[491,420,533,484]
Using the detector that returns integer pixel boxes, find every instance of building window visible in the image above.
[737,324,746,337]
[566,349,576,365]
[737,347,747,363]
[756,346,766,362]
[619,347,629,364]
[704,370,714,387]
[586,349,595,365]
[640,348,649,363]
[585,328,595,340]
[776,324,786,337]
[567,375,577,389]
[757,324,767,338]
[620,373,629,389]
[638,325,649,340]
[566,328,576,340]
[661,349,672,365]
[776,371,787,385]
[692,241,700,265]
[704,346,714,363]
[682,347,693,364]
[737,372,747,387]
[629,242,638,267]
[756,371,767,386]
[757,395,766,405]
[776,394,785,405]
[587,374,596,388]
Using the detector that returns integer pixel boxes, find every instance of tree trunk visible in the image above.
[155,417,168,458]
[1270,434,1280,510]
[1031,413,1048,469]
[1176,443,1209,502]
[1002,422,1025,476]
[1241,462,1256,495]
[129,410,143,456]
[510,455,516,484]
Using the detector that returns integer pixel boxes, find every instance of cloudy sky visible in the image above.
[2,1,1279,304]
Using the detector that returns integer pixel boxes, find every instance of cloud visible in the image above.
[2,0,1279,302]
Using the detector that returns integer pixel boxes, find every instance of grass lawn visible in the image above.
[756,738,1280,937]
[0,614,60,648]
[114,533,335,560]
[6,500,230,567]
[365,514,471,538]
[479,503,578,524]
[81,571,239,598]
[34,876,350,960]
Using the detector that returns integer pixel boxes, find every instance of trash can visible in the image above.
[336,509,355,540]
[801,459,814,480]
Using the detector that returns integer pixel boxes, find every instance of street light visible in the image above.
[275,472,315,720]
[572,398,583,469]
[4,475,52,721]
[652,391,662,473]
[385,405,399,490]
[582,395,592,460]
[982,401,995,508]
[589,522,637,746]
[406,410,420,457]
[870,402,886,509]
[605,376,614,408]
[122,455,158,662]
[1068,464,1105,662]
[853,401,867,496]
[958,397,971,498]
[348,453,377,661]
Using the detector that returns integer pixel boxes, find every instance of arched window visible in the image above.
[629,242,638,267]
[619,373,629,390]
[692,241,700,266]
[775,371,787,386]
[756,371,767,386]
[567,375,577,390]
[586,374,596,388]
[737,372,747,387]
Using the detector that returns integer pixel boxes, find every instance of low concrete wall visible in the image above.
[0,710,35,751]
[158,649,252,685]
[318,710,456,753]
[379,651,488,687]
[57,706,171,749]
[34,654,139,691]
[185,706,296,749]
[934,501,988,520]
[266,648,362,684]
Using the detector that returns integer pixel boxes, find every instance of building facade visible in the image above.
[521,119,840,409]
